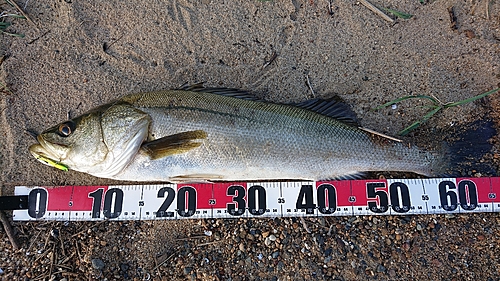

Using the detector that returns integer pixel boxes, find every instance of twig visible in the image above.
[48,243,56,280]
[26,229,41,253]
[327,224,334,236]
[31,273,49,281]
[6,0,37,28]
[486,0,491,20]
[358,127,403,142]
[154,256,161,277]
[71,221,106,238]
[263,52,277,68]
[59,228,66,257]
[175,235,209,241]
[305,74,316,98]
[74,240,82,262]
[470,0,479,15]
[0,210,20,250]
[152,252,176,272]
[300,217,312,233]
[27,29,50,45]
[59,252,75,265]
[196,240,222,247]
[358,0,394,22]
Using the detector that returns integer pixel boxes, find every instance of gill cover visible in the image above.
[31,103,151,178]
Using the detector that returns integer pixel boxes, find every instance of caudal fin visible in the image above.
[439,119,497,177]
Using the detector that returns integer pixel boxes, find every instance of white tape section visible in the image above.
[12,177,500,221]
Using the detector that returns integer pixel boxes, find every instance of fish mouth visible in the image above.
[29,137,69,171]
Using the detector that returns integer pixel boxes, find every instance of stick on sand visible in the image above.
[358,0,394,23]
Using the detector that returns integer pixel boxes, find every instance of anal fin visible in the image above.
[141,130,207,160]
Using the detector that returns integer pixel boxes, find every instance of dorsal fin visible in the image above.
[292,97,359,126]
[178,83,263,101]
[179,83,358,125]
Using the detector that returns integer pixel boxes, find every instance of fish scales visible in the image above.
[115,90,437,181]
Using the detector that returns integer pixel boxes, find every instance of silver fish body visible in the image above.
[29,88,445,182]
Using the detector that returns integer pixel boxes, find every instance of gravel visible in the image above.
[0,214,499,280]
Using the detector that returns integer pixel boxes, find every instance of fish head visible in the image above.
[29,102,151,178]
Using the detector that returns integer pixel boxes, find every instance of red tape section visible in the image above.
[12,177,500,221]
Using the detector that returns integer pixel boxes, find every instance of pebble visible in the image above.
[277,261,284,271]
[91,259,105,270]
[264,237,272,246]
[271,251,279,259]
[50,228,59,238]
[183,267,193,275]
[388,269,396,277]
[269,234,277,242]
[377,264,386,273]
[120,263,129,271]
[324,248,332,257]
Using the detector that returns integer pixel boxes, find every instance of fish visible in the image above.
[28,84,492,182]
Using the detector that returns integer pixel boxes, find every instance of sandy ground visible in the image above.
[1,0,500,280]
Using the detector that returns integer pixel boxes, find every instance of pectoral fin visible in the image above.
[141,130,208,160]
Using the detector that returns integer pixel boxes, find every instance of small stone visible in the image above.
[91,259,105,270]
[262,231,270,238]
[271,251,279,259]
[477,234,485,241]
[395,234,402,241]
[269,235,277,241]
[464,29,475,39]
[120,263,129,271]
[376,264,386,273]
[324,248,332,257]
[277,261,284,271]
[264,237,272,247]
[416,224,423,231]
[388,269,396,277]
[239,243,245,252]
[183,267,193,275]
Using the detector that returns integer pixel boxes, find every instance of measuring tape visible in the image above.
[6,177,500,221]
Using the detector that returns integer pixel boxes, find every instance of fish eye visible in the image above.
[58,121,76,137]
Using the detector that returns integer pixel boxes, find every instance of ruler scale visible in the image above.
[7,177,500,221]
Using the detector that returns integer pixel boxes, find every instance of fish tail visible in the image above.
[433,119,497,177]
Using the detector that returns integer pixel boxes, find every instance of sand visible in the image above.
[1,0,500,280]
